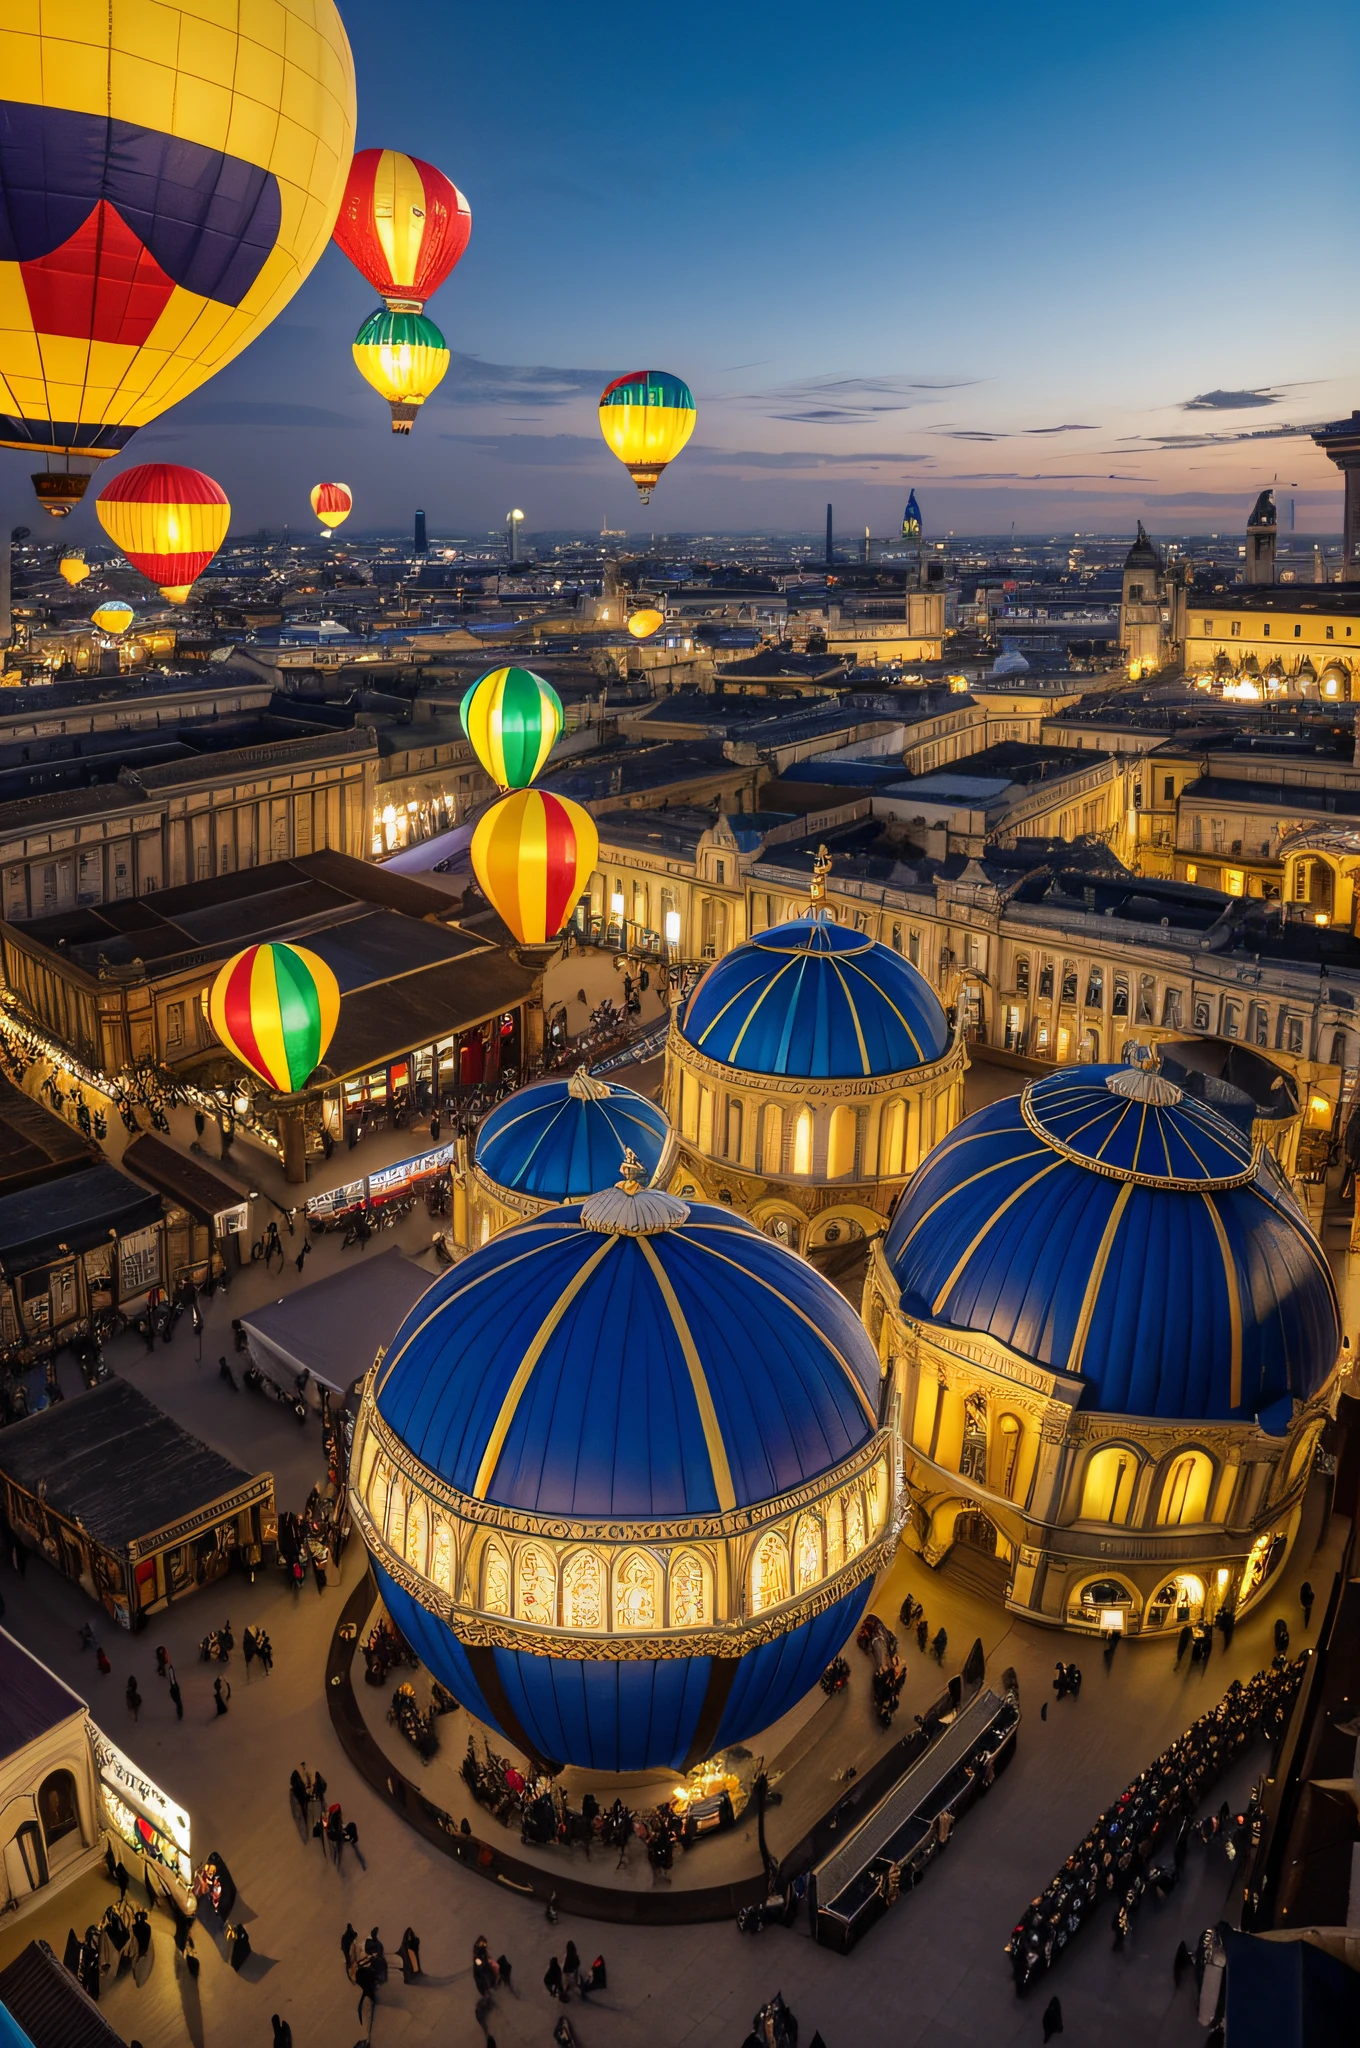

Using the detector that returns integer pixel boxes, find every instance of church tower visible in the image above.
[1120,522,1165,671]
[1245,488,1277,585]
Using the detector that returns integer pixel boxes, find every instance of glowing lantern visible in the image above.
[92,601,134,636]
[471,789,599,946]
[208,943,341,1095]
[58,553,89,586]
[95,464,230,603]
[311,482,353,533]
[598,371,696,503]
[0,1,355,516]
[332,150,471,311]
[460,666,563,789]
[352,309,449,433]
[628,608,664,639]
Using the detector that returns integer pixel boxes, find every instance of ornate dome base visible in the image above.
[377,1560,873,1775]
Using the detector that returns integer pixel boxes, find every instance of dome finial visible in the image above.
[567,1062,610,1101]
[581,1152,689,1235]
[809,843,832,914]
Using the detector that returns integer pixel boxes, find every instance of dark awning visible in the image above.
[0,1162,162,1276]
[122,1134,249,1227]
[0,1938,127,2047]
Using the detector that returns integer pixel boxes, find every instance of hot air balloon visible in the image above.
[352,310,449,433]
[208,942,341,1095]
[627,607,664,639]
[0,3,356,516]
[332,150,472,312]
[460,667,563,789]
[311,482,353,533]
[471,789,599,947]
[92,601,134,637]
[598,372,696,504]
[58,553,89,586]
[96,465,230,604]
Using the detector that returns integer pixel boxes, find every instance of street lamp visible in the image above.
[506,509,524,564]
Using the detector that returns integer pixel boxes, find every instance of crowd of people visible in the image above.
[1006,1652,1307,1991]
[459,1733,705,1874]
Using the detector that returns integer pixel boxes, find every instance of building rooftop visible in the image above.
[0,1073,97,1198]
[0,1161,163,1275]
[0,1633,86,1763]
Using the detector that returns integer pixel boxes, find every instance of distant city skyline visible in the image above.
[20,0,1359,540]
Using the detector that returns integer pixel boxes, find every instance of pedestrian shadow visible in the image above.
[237,1948,279,1982]
[176,1958,206,2048]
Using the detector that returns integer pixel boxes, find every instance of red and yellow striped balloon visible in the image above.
[208,942,341,1094]
[95,463,231,602]
[471,789,599,946]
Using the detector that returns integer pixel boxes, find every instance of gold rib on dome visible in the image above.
[1199,1195,1245,1409]
[1067,1179,1135,1380]
[636,1237,737,1511]
[375,1223,573,1397]
[930,1157,1067,1314]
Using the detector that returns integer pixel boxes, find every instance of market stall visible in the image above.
[122,1133,250,1283]
[0,1380,274,1629]
[0,1162,163,1361]
[239,1248,433,1401]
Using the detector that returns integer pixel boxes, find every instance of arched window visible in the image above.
[827,1105,858,1179]
[996,1415,1022,1501]
[368,1457,391,1533]
[880,1098,906,1177]
[794,1514,823,1592]
[725,1097,743,1161]
[698,1087,714,1154]
[482,1539,511,1615]
[750,1531,790,1613]
[791,1107,813,1176]
[385,1477,407,1556]
[1158,1451,1213,1528]
[405,1491,428,1575]
[37,1770,80,1850]
[430,1516,454,1595]
[615,1550,659,1629]
[1080,1445,1138,1525]
[760,1103,782,1175]
[669,1549,709,1627]
[516,1543,556,1625]
[562,1550,604,1630]
[843,1489,866,1558]
[825,1500,844,1575]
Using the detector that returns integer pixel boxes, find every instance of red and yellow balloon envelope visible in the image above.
[471,789,599,947]
[208,943,341,1095]
[460,666,563,789]
[310,481,353,532]
[0,1,355,514]
[598,372,696,503]
[95,463,230,603]
[332,149,471,311]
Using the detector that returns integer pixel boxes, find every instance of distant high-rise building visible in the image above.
[413,508,428,555]
[825,504,833,567]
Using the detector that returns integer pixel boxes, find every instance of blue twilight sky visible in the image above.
[101,0,1360,536]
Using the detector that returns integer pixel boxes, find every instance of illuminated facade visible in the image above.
[352,1176,897,1771]
[863,1062,1339,1637]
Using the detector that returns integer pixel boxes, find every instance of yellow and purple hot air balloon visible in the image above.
[460,666,563,789]
[471,789,598,947]
[208,942,341,1094]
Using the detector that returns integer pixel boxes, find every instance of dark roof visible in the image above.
[0,1941,127,2048]
[0,1162,162,1276]
[713,650,850,681]
[1192,586,1360,617]
[0,1075,95,1199]
[320,948,538,1081]
[0,1379,261,1553]
[121,1136,247,1225]
[1180,775,1360,818]
[0,1633,85,1763]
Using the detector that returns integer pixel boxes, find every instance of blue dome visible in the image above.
[884,1065,1338,1423]
[474,1070,671,1204]
[679,915,950,1078]
[359,1186,889,1772]
[376,1199,879,1516]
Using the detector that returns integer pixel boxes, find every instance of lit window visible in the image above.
[562,1551,604,1630]
[614,1550,658,1629]
[516,1544,556,1625]
[751,1532,790,1613]
[792,1107,813,1176]
[795,1515,823,1592]
[483,1541,510,1615]
[843,1489,866,1557]
[669,1550,708,1627]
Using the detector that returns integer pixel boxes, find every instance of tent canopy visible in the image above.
[240,1248,433,1395]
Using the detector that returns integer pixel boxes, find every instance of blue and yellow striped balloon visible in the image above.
[460,666,563,789]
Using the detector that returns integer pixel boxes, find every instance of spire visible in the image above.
[809,843,832,912]
[567,1063,611,1101]
[581,1153,689,1236]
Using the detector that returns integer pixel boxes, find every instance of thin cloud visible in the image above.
[1023,423,1101,434]
[1182,388,1280,411]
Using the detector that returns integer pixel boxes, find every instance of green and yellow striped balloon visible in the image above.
[208,942,341,1094]
[460,666,563,789]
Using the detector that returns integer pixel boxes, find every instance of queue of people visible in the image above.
[1006,1653,1306,1992]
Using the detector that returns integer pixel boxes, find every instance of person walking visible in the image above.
[343,1819,364,1869]
[356,1957,378,2027]
[397,1926,421,1979]
[243,1628,257,1679]
[1177,1622,1193,1665]
[341,1922,358,1971]
[154,1646,169,1681]
[168,1677,183,1721]
[562,1940,581,1998]
[1300,1581,1314,1629]
[115,1863,129,1905]
[1042,1995,1064,2040]
[126,1676,142,1722]
[132,1910,152,1988]
[932,1626,948,1665]
[213,1675,230,1716]
[229,1922,251,1972]
[271,2018,293,2047]
[580,1953,605,1997]
[96,1645,111,1675]
[915,1615,928,1653]
[294,1241,311,1276]
[544,1955,564,2002]
[311,1553,327,1595]
[325,1804,344,1864]
[289,1769,308,1828]
[257,1632,273,1676]
[311,1770,327,1817]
